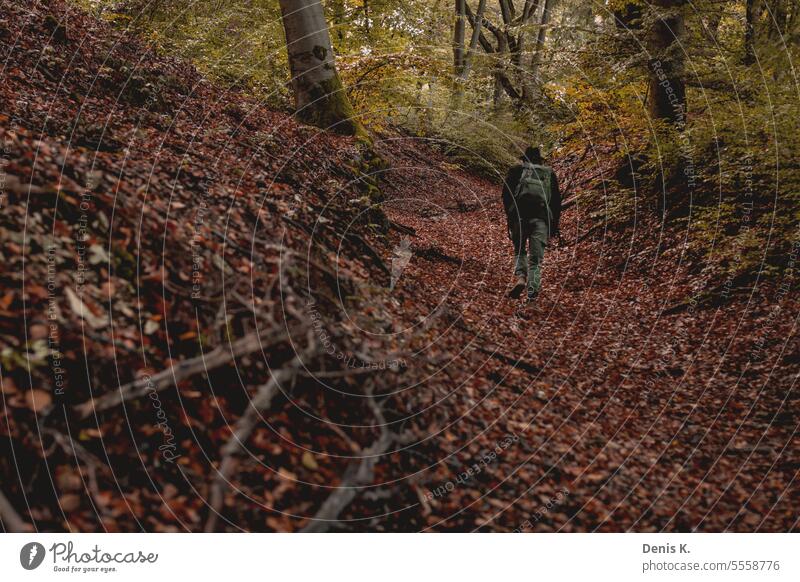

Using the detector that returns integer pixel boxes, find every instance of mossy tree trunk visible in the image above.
[278,0,363,136]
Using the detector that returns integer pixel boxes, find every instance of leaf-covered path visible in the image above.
[371,136,799,531]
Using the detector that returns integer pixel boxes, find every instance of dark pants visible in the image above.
[511,218,548,297]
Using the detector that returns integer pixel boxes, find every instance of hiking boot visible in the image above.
[508,276,526,299]
[525,291,539,304]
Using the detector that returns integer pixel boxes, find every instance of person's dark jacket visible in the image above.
[502,155,561,238]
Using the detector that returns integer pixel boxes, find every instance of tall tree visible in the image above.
[647,0,686,125]
[278,0,362,135]
[452,0,487,105]
[744,0,757,63]
[457,0,487,81]
[463,0,542,104]
[454,0,467,76]
[753,0,800,50]
[526,0,555,97]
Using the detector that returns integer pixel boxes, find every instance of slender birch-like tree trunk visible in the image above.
[530,0,554,80]
[454,0,467,76]
[458,0,487,81]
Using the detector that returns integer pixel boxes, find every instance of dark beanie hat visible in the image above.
[523,146,541,161]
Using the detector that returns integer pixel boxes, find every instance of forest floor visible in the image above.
[0,0,798,533]
[363,136,800,532]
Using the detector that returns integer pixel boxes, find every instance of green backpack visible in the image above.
[513,162,552,221]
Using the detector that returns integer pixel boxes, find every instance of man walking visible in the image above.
[502,146,561,302]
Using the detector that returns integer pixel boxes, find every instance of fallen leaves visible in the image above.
[24,389,52,412]
[64,287,107,329]
[301,452,319,471]
[58,494,81,513]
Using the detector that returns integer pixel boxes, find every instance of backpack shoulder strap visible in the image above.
[528,164,552,206]
[513,163,533,197]
[518,162,534,175]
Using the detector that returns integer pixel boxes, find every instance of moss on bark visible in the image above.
[298,73,366,138]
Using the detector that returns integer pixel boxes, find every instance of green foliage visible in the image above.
[548,0,800,283]
[84,0,291,104]
[79,0,799,286]
[398,83,533,178]
[685,68,800,278]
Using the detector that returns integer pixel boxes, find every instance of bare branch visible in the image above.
[458,0,488,81]
[466,2,500,50]
[75,329,289,419]
[42,428,112,519]
[300,390,393,532]
[498,0,514,25]
[204,356,304,532]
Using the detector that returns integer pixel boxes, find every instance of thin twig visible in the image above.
[388,220,417,236]
[345,232,391,275]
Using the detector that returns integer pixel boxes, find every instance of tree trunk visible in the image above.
[530,0,554,81]
[458,0,487,81]
[493,73,505,105]
[278,0,362,135]
[647,0,686,125]
[770,0,787,40]
[454,0,467,76]
[744,0,757,64]
[462,0,537,105]
[518,0,542,102]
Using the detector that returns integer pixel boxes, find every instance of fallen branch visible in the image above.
[345,232,391,275]
[476,346,540,375]
[388,220,417,237]
[75,329,288,419]
[204,356,304,532]
[414,245,462,265]
[0,489,30,532]
[300,392,393,533]
[560,192,585,212]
